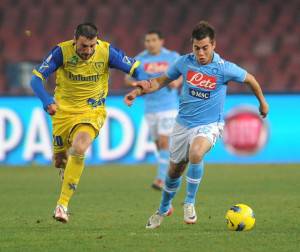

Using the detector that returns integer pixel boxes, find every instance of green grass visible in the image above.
[0,164,299,252]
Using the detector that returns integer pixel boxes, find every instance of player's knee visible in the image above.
[189,150,204,164]
[71,128,94,155]
[189,137,211,163]
[189,148,204,164]
[158,135,169,149]
[71,144,88,156]
[54,152,67,169]
[158,141,168,150]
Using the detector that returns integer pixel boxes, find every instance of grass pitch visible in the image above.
[0,164,299,252]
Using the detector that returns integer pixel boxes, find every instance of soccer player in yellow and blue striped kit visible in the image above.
[30,23,145,223]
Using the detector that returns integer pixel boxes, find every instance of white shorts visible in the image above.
[169,122,224,163]
[145,110,177,141]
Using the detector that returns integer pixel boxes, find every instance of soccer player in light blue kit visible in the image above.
[125,21,269,228]
[125,30,181,190]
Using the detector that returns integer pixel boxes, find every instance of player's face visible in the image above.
[192,37,215,65]
[74,36,97,60]
[144,34,164,55]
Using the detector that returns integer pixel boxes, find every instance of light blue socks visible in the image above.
[159,175,181,214]
[157,149,169,181]
[184,161,204,204]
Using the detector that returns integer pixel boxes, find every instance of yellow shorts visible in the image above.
[52,108,107,154]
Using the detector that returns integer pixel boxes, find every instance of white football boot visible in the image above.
[53,205,69,223]
[146,206,174,229]
[183,203,197,224]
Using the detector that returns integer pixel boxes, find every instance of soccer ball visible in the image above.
[225,204,255,231]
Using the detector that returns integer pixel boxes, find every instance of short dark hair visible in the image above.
[75,22,98,39]
[145,29,163,39]
[192,21,215,41]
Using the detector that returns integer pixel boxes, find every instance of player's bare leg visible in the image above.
[183,136,211,224]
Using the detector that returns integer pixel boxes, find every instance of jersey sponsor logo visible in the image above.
[87,97,106,108]
[189,88,210,99]
[67,55,79,66]
[68,72,100,82]
[144,62,169,74]
[186,70,217,90]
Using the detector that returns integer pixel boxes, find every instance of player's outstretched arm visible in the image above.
[124,75,172,106]
[169,76,183,89]
[244,73,269,118]
[124,74,135,87]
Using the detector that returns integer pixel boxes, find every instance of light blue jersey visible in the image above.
[136,48,180,113]
[166,52,247,128]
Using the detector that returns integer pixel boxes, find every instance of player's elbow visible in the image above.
[244,73,256,84]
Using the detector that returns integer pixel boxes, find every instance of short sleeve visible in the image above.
[166,56,183,80]
[223,61,247,84]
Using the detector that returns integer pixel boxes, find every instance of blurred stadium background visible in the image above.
[0,0,299,94]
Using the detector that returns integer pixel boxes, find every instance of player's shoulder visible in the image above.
[98,39,110,49]
[212,52,225,64]
[168,53,190,69]
[213,52,246,79]
[214,52,238,66]
[57,40,74,49]
[212,52,231,72]
[180,53,193,63]
[161,47,180,57]
[135,50,148,59]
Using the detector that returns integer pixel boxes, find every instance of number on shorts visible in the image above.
[53,135,63,146]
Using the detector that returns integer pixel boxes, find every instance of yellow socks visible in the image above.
[56,124,96,209]
[57,153,85,208]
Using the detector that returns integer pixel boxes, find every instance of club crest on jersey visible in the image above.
[94,61,104,72]
[186,70,217,90]
[189,88,210,99]
[67,55,79,66]
[144,62,169,74]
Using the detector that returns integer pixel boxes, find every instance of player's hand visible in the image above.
[131,80,152,93]
[47,103,58,116]
[124,90,138,106]
[259,101,269,118]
